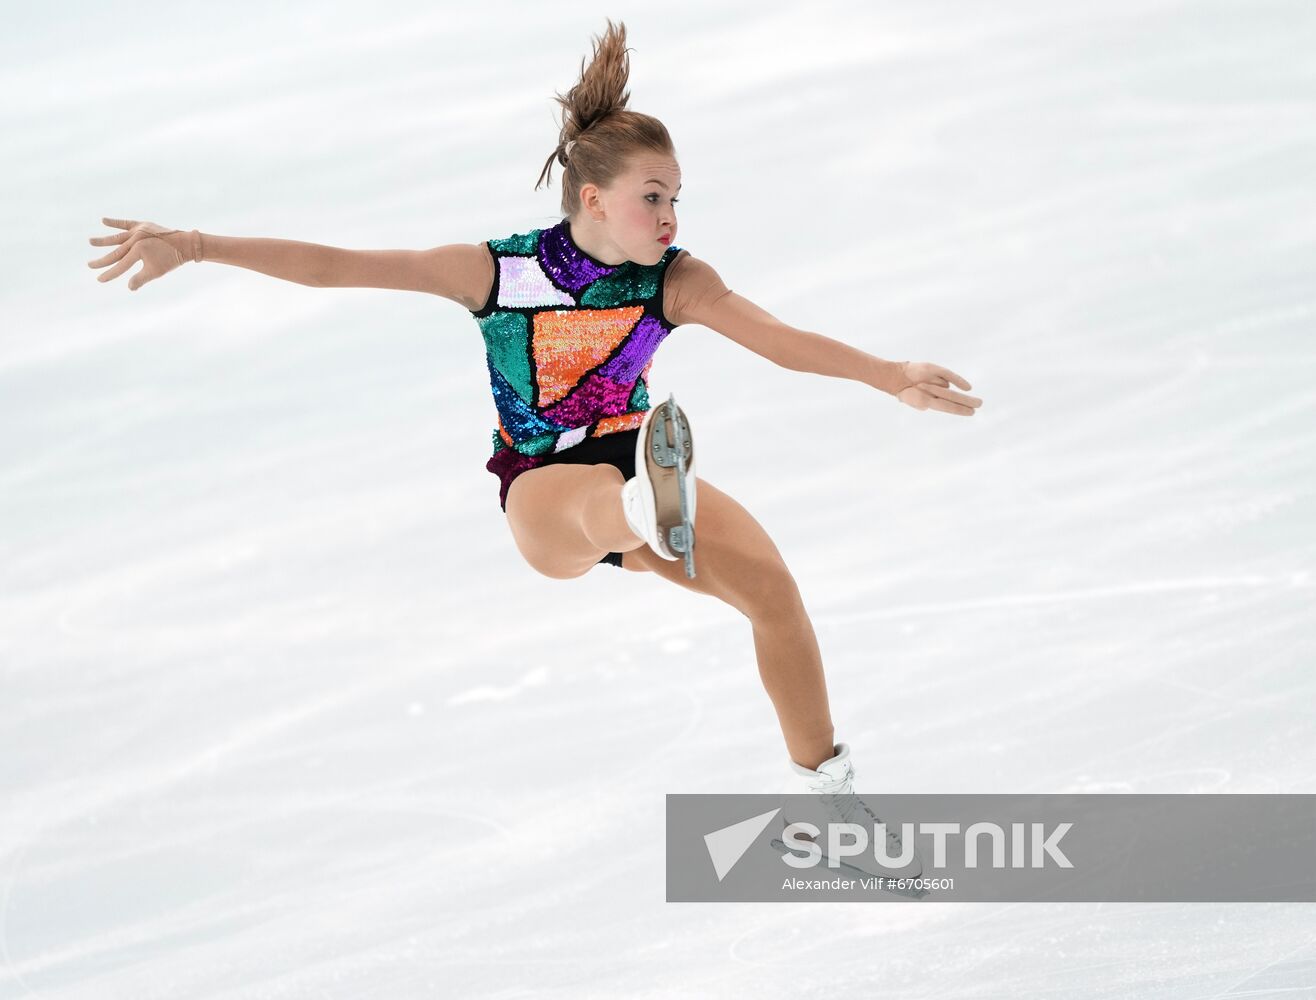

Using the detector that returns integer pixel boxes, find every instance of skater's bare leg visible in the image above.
[507,465,837,770]
[579,468,646,555]
[621,477,836,771]
[505,463,642,579]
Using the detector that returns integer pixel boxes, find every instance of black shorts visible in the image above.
[492,427,640,569]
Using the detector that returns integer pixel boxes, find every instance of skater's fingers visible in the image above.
[924,392,978,416]
[102,217,138,231]
[933,366,971,390]
[902,385,978,415]
[918,382,982,410]
[88,243,129,268]
[89,230,130,249]
[97,249,139,285]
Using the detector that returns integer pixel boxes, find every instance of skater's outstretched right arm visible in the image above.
[88,218,492,309]
[666,251,983,416]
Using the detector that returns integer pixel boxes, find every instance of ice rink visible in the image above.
[3,1,1314,996]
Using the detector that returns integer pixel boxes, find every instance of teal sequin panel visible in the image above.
[628,378,649,412]
[489,231,538,254]
[578,263,662,308]
[476,311,534,400]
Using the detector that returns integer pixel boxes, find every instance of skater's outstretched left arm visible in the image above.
[668,253,982,417]
[87,217,492,311]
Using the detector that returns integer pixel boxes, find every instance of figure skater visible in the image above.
[87,18,982,879]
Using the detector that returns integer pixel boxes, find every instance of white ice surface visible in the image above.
[3,1,1315,997]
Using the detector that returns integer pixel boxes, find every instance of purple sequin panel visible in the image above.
[598,314,670,383]
[541,371,634,427]
[539,220,615,293]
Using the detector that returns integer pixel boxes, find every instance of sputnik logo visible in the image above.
[704,808,783,881]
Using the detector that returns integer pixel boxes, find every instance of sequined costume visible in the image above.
[470,217,686,511]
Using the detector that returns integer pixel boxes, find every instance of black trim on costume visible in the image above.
[469,240,500,318]
[526,279,542,411]
[655,246,687,331]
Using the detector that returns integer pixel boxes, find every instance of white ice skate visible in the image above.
[770,742,925,886]
[621,393,697,578]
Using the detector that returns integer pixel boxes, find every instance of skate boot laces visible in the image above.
[804,762,904,850]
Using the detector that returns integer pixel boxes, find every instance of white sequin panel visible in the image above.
[498,257,575,309]
[553,425,589,452]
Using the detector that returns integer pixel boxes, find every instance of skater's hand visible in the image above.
[87,218,196,291]
[895,362,982,416]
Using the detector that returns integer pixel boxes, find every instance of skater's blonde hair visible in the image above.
[535,18,677,218]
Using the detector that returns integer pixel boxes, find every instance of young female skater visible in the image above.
[87,19,982,877]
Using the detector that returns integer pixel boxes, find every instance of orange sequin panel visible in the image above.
[533,306,646,405]
[594,411,646,436]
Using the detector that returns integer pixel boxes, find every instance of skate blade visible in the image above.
[767,837,932,899]
[645,395,696,578]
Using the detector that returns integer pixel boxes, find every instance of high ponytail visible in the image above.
[535,18,676,218]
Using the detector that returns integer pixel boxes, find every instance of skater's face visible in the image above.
[574,155,681,266]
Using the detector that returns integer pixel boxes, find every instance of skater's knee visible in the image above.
[723,556,803,620]
[507,516,602,580]
[682,479,802,616]
[505,465,614,579]
[521,550,596,580]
